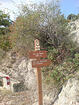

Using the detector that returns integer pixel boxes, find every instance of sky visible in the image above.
[60,0,79,17]
[0,0,79,20]
[0,0,44,20]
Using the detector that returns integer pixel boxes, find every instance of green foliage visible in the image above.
[39,12,70,49]
[43,45,79,86]
[0,10,11,35]
[0,10,13,60]
[67,13,79,21]
[0,35,12,51]
[47,47,58,63]
[73,53,79,66]
[0,10,13,61]
[67,14,77,21]
[11,0,71,57]
[9,1,79,86]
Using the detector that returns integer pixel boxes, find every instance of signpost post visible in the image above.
[37,67,43,105]
[34,39,43,105]
[29,39,51,105]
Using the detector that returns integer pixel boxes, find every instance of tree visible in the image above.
[0,10,12,35]
[67,14,78,21]
[10,0,71,57]
[0,10,13,52]
[9,0,78,86]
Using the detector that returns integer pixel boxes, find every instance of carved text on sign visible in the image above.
[29,51,47,59]
[32,59,51,67]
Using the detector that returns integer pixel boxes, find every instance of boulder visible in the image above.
[54,77,79,105]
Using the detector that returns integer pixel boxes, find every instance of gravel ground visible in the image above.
[0,90,36,105]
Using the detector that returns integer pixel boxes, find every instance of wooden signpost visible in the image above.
[29,39,51,105]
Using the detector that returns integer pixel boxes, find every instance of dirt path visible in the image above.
[0,90,35,105]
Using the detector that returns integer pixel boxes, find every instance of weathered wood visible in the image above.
[29,51,47,59]
[32,59,51,67]
[37,67,43,105]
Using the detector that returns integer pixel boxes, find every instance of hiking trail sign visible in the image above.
[29,51,47,59]
[32,59,51,68]
[29,39,51,105]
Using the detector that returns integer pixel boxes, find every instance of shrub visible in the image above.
[0,35,13,51]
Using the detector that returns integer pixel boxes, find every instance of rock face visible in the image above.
[0,51,37,91]
[69,19,79,44]
[54,77,79,105]
[53,20,79,105]
[0,51,38,104]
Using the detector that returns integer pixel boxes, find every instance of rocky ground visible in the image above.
[0,90,36,105]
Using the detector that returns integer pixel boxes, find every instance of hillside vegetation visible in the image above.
[0,0,79,88]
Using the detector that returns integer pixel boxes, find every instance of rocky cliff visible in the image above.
[53,19,79,105]
[54,77,79,105]
[69,19,79,44]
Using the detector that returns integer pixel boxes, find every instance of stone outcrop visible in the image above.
[54,77,79,105]
[69,19,79,44]
[53,20,79,105]
[0,51,37,90]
